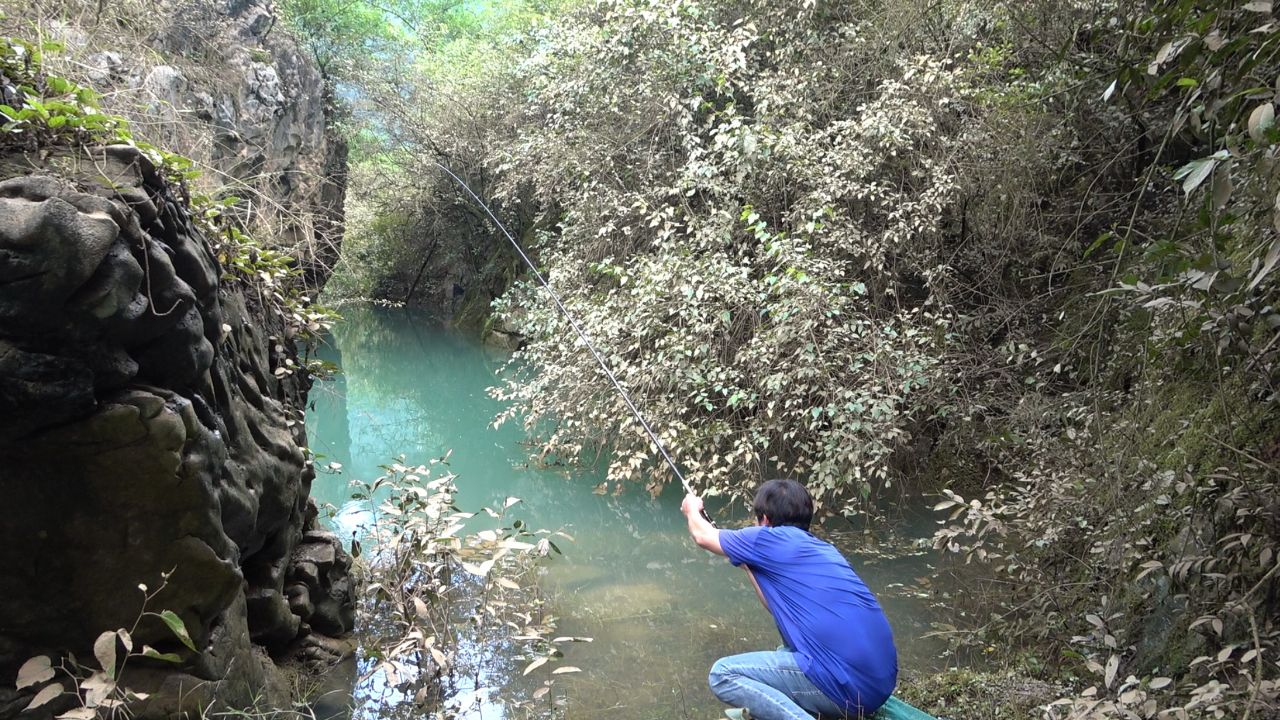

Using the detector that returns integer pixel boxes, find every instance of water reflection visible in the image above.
[306,306,947,719]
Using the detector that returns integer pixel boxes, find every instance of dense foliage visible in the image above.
[300,0,569,312]
[487,1,962,506]
[323,0,1280,716]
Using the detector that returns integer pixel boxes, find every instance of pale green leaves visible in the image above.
[139,646,183,663]
[1102,79,1118,103]
[12,608,185,717]
[1247,237,1280,292]
[81,672,114,709]
[26,683,63,711]
[1147,36,1194,76]
[1104,653,1120,689]
[461,559,496,576]
[16,655,54,690]
[16,655,63,714]
[1248,103,1276,143]
[93,629,133,680]
[1173,150,1230,196]
[155,610,197,652]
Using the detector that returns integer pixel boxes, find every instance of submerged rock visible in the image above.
[572,581,676,620]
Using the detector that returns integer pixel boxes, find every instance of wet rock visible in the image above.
[283,633,358,720]
[308,653,358,720]
[298,537,338,566]
[286,582,315,620]
[1,0,352,713]
[247,588,302,651]
[484,329,524,351]
[293,561,321,588]
[289,524,355,637]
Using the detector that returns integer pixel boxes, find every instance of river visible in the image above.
[305,305,947,719]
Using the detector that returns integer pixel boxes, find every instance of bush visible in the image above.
[487,0,975,509]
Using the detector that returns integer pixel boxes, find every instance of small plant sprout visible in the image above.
[10,574,200,718]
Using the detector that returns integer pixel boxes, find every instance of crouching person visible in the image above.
[682,479,898,719]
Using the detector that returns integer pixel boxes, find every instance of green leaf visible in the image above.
[139,645,183,663]
[25,684,62,711]
[156,610,197,651]
[1173,151,1228,196]
[16,655,54,690]
[1248,103,1275,143]
[1083,231,1113,259]
[93,631,117,679]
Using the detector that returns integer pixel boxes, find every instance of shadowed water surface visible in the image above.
[307,305,947,719]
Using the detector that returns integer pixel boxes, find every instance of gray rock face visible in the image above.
[39,0,347,290]
[0,147,353,717]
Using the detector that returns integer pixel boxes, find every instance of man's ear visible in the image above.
[760,515,771,527]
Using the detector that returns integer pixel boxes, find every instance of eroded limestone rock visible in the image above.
[0,146,352,718]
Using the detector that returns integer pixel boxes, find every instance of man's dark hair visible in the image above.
[753,478,814,531]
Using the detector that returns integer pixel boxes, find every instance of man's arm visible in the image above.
[744,567,769,610]
[683,494,770,610]
[681,492,724,555]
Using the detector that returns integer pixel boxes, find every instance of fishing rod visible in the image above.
[434,161,712,523]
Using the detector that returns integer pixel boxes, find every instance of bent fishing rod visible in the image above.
[434,162,713,524]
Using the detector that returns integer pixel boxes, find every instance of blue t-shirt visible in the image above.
[719,525,898,714]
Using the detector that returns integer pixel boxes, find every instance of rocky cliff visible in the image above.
[0,2,353,717]
[10,0,347,290]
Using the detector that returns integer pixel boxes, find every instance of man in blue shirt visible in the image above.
[682,478,898,719]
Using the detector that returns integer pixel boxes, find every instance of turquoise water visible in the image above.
[306,305,946,719]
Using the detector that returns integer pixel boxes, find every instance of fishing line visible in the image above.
[434,162,710,519]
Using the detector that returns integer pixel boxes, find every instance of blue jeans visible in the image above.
[709,650,848,720]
